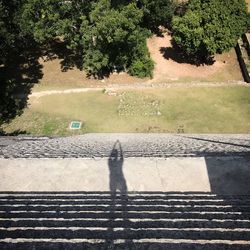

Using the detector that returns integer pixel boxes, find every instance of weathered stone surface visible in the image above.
[0,134,250,158]
[0,192,250,250]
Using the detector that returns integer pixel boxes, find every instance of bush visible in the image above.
[129,57,154,78]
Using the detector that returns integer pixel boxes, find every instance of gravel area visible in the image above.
[0,134,250,158]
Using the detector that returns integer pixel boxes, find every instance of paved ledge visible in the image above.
[0,156,250,194]
[0,134,250,158]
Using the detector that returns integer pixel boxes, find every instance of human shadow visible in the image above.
[108,140,127,195]
[106,140,132,248]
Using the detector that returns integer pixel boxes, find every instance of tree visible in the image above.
[172,0,249,62]
[20,0,74,44]
[83,0,153,77]
[0,0,26,64]
[140,0,174,32]
[19,0,154,78]
[0,0,42,127]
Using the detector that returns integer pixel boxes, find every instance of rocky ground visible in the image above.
[0,134,250,158]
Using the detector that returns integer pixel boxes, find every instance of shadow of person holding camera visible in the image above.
[108,140,127,196]
[106,140,132,246]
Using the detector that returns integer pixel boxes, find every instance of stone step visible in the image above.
[0,192,250,249]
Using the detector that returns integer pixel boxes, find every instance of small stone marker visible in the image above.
[70,121,82,130]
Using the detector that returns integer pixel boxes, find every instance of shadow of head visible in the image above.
[110,148,119,161]
[109,140,123,162]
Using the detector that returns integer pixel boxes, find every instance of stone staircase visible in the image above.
[1,134,250,158]
[1,134,250,249]
[0,192,250,249]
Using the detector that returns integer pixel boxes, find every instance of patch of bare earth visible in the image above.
[247,0,250,12]
[39,57,146,88]
[37,32,243,89]
[147,33,243,83]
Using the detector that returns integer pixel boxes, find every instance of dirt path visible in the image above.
[31,32,247,99]
[147,33,242,83]
[35,33,242,90]
[31,81,248,98]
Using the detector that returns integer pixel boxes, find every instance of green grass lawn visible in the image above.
[2,86,250,135]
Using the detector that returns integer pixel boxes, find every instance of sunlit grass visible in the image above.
[2,86,250,135]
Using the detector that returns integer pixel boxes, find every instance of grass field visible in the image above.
[2,86,250,135]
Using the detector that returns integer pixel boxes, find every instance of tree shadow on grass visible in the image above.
[0,129,28,136]
[160,41,215,66]
[40,39,113,79]
[40,39,83,73]
[0,45,43,127]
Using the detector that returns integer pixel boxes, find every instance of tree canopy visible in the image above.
[141,0,174,32]
[0,0,25,64]
[19,0,155,77]
[0,0,42,127]
[172,0,249,61]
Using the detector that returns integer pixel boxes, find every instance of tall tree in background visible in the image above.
[20,0,154,78]
[0,0,25,64]
[172,0,249,62]
[0,0,42,127]
[20,0,74,43]
[84,0,153,77]
[141,0,174,32]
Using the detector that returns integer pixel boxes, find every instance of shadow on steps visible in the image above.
[0,191,249,250]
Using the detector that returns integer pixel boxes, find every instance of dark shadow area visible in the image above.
[0,45,43,126]
[205,156,250,195]
[0,129,27,136]
[41,39,114,79]
[108,140,127,195]
[40,39,83,73]
[178,135,250,195]
[148,26,165,37]
[160,41,215,66]
[174,2,188,17]
[86,68,112,80]
[0,191,249,249]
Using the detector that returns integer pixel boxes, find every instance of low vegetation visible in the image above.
[1,87,250,135]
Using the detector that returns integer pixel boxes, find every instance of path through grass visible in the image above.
[2,86,250,135]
